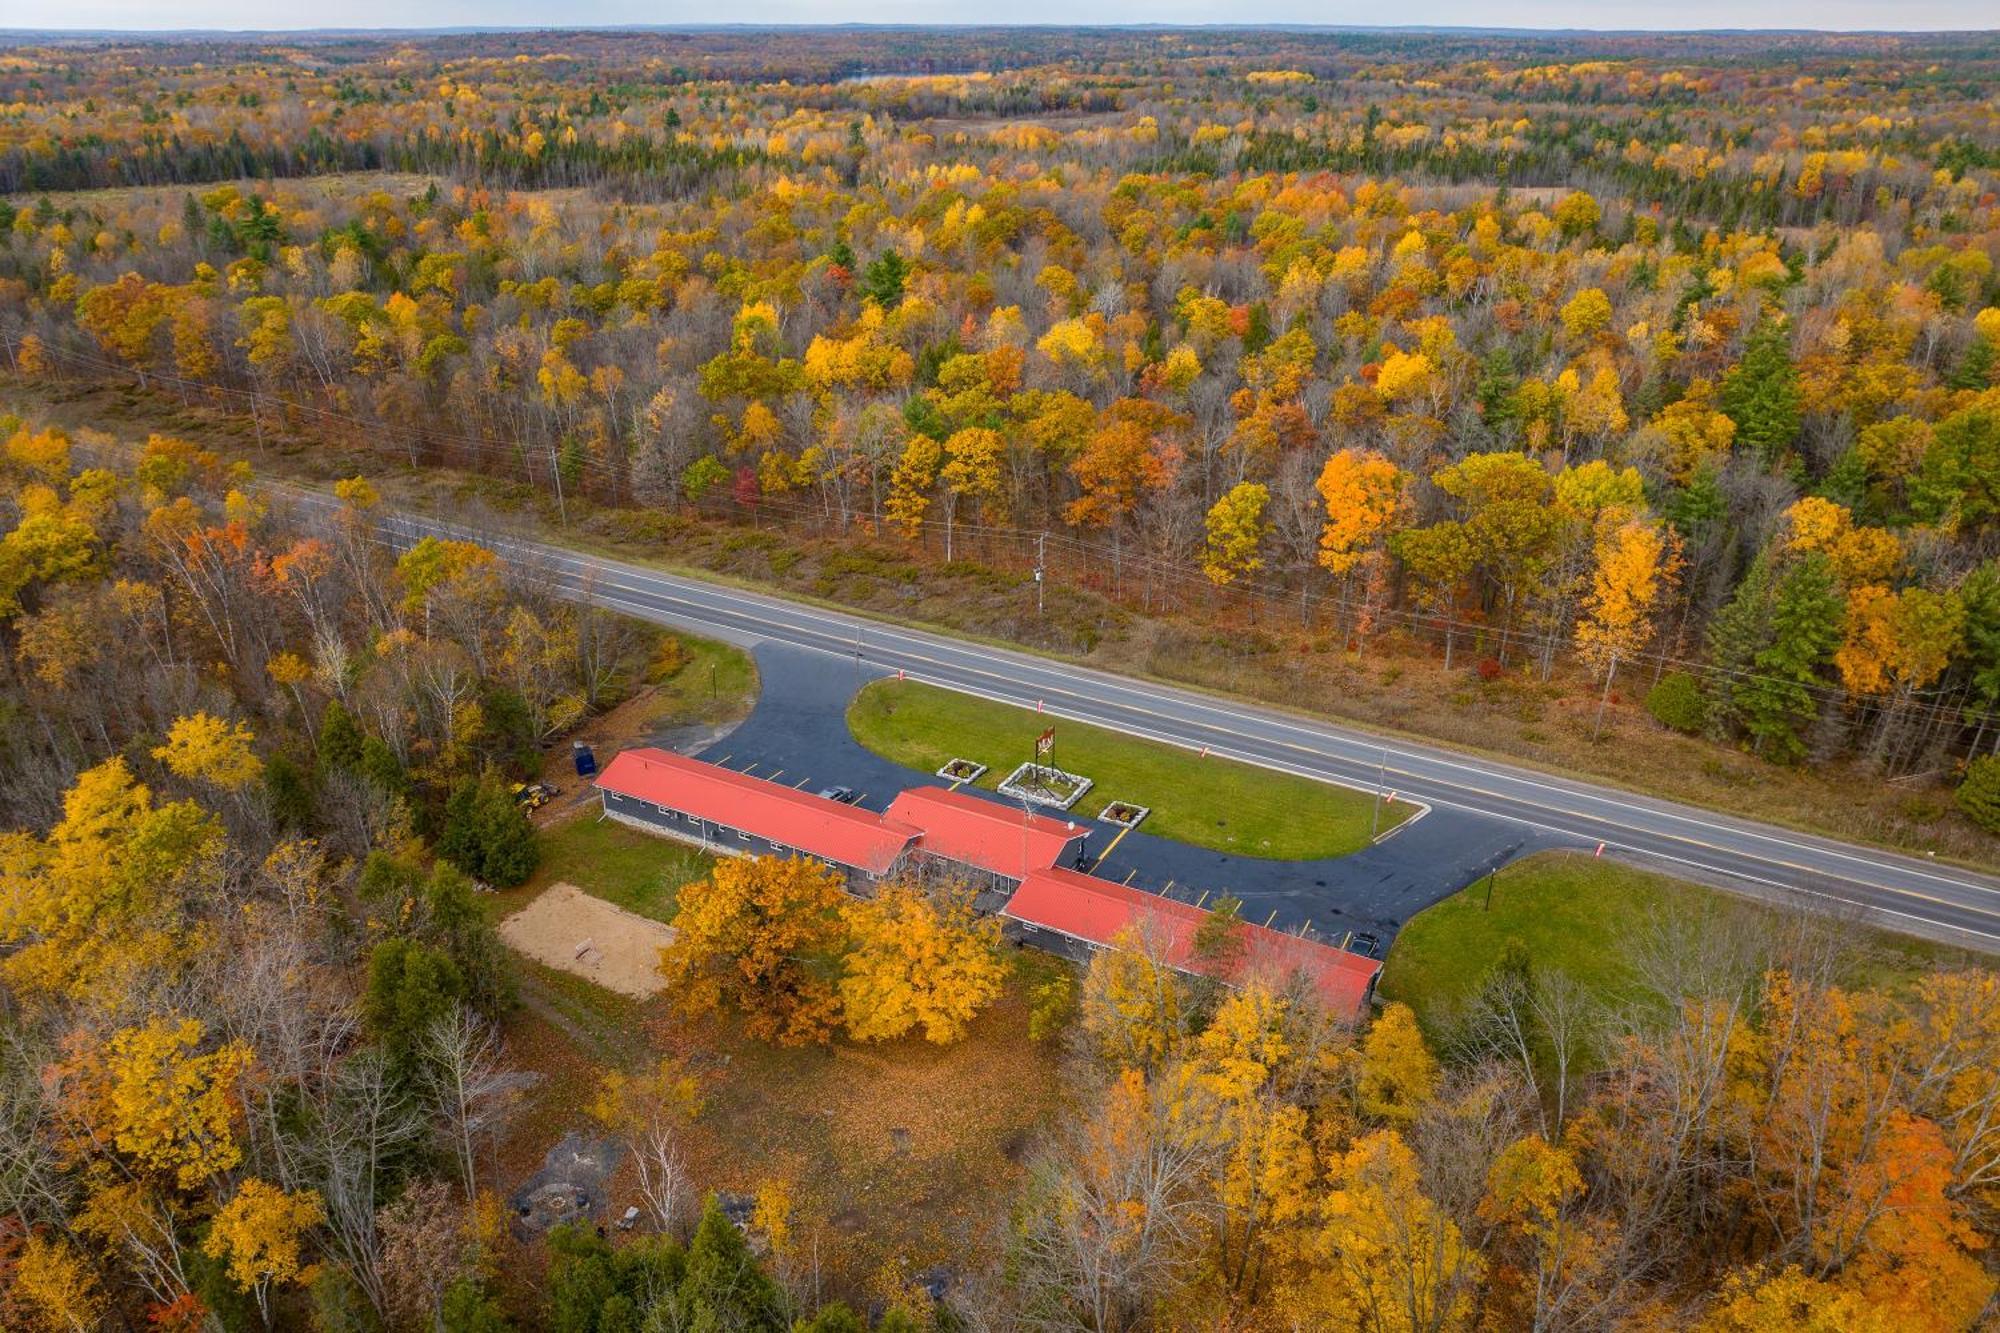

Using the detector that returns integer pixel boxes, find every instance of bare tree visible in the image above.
[420,1004,537,1196]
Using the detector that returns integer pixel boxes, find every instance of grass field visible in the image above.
[512,814,714,923]
[1378,851,1982,1033]
[847,678,1403,859]
[654,633,760,730]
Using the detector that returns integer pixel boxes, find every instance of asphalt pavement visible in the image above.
[313,496,2000,954]
[691,643,1548,949]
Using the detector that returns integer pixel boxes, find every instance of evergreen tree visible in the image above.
[1720,319,1801,464]
[684,1198,786,1331]
[358,735,408,798]
[364,938,465,1062]
[318,699,364,773]
[1948,334,1994,391]
[1957,755,2000,833]
[1734,553,1844,763]
[861,249,907,307]
[438,772,540,888]
[264,752,315,831]
[545,1224,691,1333]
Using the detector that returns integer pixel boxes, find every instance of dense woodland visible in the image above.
[4,27,2000,1332]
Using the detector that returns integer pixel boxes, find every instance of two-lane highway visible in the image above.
[346,498,2000,952]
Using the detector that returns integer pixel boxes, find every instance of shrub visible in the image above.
[1646,671,1707,734]
[1956,755,2000,833]
[1475,657,1503,681]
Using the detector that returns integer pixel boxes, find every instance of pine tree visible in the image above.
[438,773,539,888]
[1735,553,1844,763]
[1947,334,1994,391]
[1721,319,1801,464]
[318,698,364,773]
[684,1199,785,1331]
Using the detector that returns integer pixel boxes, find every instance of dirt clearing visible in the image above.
[499,881,676,997]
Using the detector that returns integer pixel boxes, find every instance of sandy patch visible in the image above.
[498,882,676,998]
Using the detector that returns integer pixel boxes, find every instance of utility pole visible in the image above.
[548,446,569,527]
[1034,531,1046,616]
[1370,746,1388,838]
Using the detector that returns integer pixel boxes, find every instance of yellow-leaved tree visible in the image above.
[1573,518,1679,678]
[1354,1001,1437,1128]
[203,1178,326,1324]
[0,757,221,1002]
[657,856,846,1047]
[153,712,264,790]
[1202,482,1272,587]
[8,1233,108,1333]
[63,1015,254,1191]
[1079,921,1192,1070]
[840,881,1006,1045]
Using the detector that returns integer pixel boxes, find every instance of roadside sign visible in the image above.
[1035,726,1056,759]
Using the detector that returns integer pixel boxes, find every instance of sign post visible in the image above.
[1034,725,1056,782]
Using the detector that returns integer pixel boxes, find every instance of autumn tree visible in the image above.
[203,1179,325,1325]
[1201,482,1271,588]
[658,856,846,1046]
[840,880,1005,1044]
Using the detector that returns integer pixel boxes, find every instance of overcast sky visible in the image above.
[5,3,1996,33]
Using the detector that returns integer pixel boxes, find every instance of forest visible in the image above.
[2,24,2000,1332]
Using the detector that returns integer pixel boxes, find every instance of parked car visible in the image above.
[816,785,857,804]
[1349,932,1382,959]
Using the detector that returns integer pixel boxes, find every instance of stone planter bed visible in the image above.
[997,761,1093,810]
[1097,800,1150,828]
[936,758,988,783]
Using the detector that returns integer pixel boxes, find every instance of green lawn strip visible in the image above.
[530,814,715,922]
[654,633,759,728]
[1379,850,1984,1036]
[847,678,1402,860]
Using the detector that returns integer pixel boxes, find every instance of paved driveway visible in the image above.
[684,643,1559,948]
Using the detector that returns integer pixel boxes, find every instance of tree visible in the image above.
[1355,1002,1436,1128]
[420,1005,533,1194]
[1721,319,1801,464]
[364,939,466,1063]
[203,1179,325,1325]
[0,756,221,1001]
[1573,519,1677,677]
[840,880,1006,1044]
[437,772,540,887]
[683,1197,786,1331]
[1289,1130,1482,1332]
[9,1233,107,1333]
[657,856,846,1047]
[1201,482,1272,588]
[153,711,264,790]
[1956,756,2000,833]
[588,1059,703,1236]
[1080,922,1193,1070]
[65,1016,254,1192]
[1315,448,1403,576]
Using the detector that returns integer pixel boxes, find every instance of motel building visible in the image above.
[594,745,1382,1020]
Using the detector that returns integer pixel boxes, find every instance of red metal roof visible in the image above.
[1002,867,1381,1019]
[882,785,1089,882]
[596,747,920,875]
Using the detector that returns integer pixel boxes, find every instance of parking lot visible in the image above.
[685,644,1551,951]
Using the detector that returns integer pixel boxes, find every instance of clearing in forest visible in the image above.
[498,881,677,998]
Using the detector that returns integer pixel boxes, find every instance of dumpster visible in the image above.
[572,742,598,778]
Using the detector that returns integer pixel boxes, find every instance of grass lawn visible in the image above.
[1379,851,1985,1034]
[512,814,715,923]
[654,632,759,729]
[847,678,1402,859]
